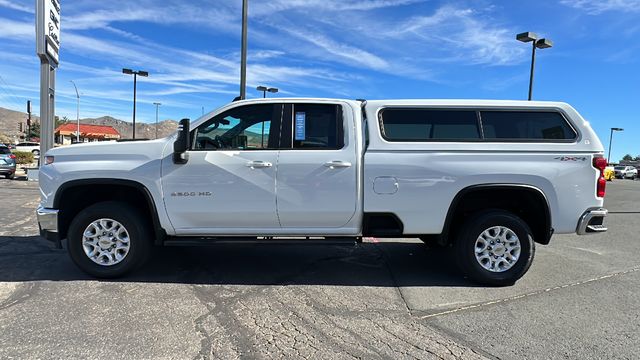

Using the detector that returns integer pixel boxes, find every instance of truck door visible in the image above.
[161,103,283,234]
[276,103,358,228]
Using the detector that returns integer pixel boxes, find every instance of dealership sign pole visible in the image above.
[36,0,60,162]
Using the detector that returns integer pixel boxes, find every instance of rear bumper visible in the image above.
[576,208,608,235]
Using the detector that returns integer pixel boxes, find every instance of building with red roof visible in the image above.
[55,123,120,144]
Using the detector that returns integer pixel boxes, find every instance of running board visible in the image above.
[163,236,361,246]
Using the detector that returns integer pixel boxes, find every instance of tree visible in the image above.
[0,132,12,144]
[27,120,40,140]
[55,116,69,128]
[622,154,633,162]
[634,155,640,162]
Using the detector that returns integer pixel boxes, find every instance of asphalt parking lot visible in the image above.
[1,179,639,359]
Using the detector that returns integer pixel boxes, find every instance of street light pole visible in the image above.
[240,0,248,100]
[517,32,553,101]
[153,102,161,139]
[122,68,149,139]
[528,41,536,101]
[608,127,624,164]
[70,80,80,142]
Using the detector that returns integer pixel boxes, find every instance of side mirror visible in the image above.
[173,118,190,164]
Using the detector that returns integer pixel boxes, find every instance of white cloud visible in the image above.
[275,24,390,70]
[0,0,532,122]
[0,17,33,40]
[385,6,524,66]
[560,0,640,14]
[252,0,425,15]
[0,0,33,13]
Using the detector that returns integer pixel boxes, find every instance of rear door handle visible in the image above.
[246,160,273,169]
[324,161,352,169]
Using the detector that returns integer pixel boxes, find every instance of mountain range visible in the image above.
[0,106,178,141]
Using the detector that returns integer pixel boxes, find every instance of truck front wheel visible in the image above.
[67,201,151,278]
[454,210,535,286]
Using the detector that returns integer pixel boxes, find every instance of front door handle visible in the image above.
[324,161,352,169]
[246,160,273,169]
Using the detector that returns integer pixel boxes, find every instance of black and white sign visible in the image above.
[36,0,60,65]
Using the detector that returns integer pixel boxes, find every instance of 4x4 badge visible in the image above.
[554,156,587,162]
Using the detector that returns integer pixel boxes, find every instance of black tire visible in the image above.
[454,210,535,286]
[5,173,14,179]
[67,201,152,278]
[32,149,40,156]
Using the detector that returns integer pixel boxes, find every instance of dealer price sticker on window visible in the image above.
[295,112,306,140]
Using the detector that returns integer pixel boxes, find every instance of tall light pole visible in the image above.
[153,102,161,139]
[256,86,278,98]
[70,80,80,143]
[517,32,553,101]
[608,127,624,164]
[122,68,149,139]
[239,0,248,100]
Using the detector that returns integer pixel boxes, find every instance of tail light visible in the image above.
[593,157,607,198]
[9,154,16,159]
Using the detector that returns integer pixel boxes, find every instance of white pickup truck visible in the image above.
[37,99,609,285]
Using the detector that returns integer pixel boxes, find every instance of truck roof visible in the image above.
[232,98,572,110]
[363,99,570,108]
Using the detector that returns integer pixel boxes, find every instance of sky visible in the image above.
[0,0,639,161]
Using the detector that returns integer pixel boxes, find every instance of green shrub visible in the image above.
[13,151,34,164]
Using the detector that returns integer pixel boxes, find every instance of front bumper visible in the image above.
[577,208,608,235]
[37,205,60,244]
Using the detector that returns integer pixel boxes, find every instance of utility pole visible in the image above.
[70,80,80,142]
[26,100,31,141]
[240,0,248,100]
[153,102,161,139]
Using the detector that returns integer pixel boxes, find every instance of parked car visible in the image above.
[13,141,40,156]
[614,166,637,179]
[604,166,615,181]
[37,99,609,286]
[0,145,17,179]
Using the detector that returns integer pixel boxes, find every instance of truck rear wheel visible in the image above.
[67,201,151,278]
[454,210,535,286]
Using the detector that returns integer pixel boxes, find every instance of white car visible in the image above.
[13,141,40,156]
[37,99,608,286]
[614,166,637,179]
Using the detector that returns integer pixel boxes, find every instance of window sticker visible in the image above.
[295,112,306,140]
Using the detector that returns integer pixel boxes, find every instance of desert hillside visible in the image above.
[0,106,178,141]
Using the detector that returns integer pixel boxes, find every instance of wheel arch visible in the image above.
[54,178,166,245]
[442,184,553,245]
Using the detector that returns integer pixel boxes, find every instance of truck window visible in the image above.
[286,104,344,150]
[192,104,280,150]
[481,111,577,141]
[380,109,480,141]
